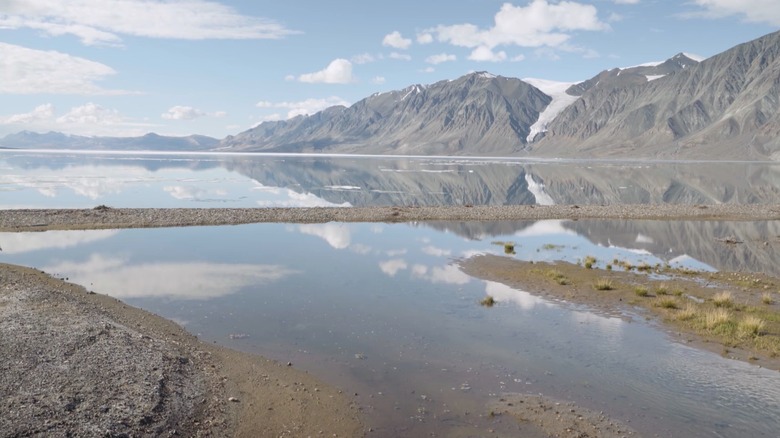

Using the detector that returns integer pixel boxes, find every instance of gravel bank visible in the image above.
[1,204,780,232]
[0,264,363,437]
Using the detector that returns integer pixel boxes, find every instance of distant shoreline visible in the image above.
[1,204,779,232]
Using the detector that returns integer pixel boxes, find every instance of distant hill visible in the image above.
[0,131,219,151]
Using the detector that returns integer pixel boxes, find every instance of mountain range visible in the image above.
[3,30,780,160]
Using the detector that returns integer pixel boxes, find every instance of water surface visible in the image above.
[3,219,779,437]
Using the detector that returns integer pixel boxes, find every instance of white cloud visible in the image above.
[469,46,507,62]
[421,67,435,73]
[421,246,452,257]
[298,223,351,249]
[379,259,408,276]
[613,0,639,4]
[0,0,298,46]
[382,31,412,49]
[425,53,457,64]
[351,53,376,64]
[298,59,354,84]
[256,96,350,119]
[0,103,54,124]
[50,103,154,136]
[426,1,608,51]
[56,102,121,125]
[0,230,117,254]
[43,254,297,300]
[161,105,206,120]
[686,0,780,26]
[412,264,471,285]
[417,33,434,44]
[213,111,227,118]
[511,54,526,62]
[372,76,386,84]
[0,43,129,95]
[389,52,412,61]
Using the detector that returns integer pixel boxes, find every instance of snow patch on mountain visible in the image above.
[523,78,580,143]
[646,74,665,81]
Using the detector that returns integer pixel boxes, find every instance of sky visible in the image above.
[1,0,778,139]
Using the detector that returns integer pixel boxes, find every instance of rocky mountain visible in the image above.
[0,131,219,151]
[220,72,551,156]
[536,31,780,160]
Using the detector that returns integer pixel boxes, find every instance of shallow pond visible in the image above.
[2,220,779,437]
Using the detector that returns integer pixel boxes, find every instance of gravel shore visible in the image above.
[1,204,779,232]
[0,264,363,437]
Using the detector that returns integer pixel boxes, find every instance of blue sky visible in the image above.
[1,0,778,139]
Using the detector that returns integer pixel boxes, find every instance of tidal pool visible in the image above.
[2,220,779,437]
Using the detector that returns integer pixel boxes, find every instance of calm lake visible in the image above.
[2,150,780,437]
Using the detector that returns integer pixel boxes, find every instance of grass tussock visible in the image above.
[654,283,670,295]
[655,297,679,309]
[593,278,614,291]
[634,286,649,297]
[738,315,766,337]
[676,303,698,321]
[480,296,496,307]
[704,308,733,330]
[713,291,734,308]
[503,242,515,255]
[545,269,571,285]
[762,293,775,305]
[583,255,597,269]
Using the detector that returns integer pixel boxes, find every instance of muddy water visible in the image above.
[3,220,779,437]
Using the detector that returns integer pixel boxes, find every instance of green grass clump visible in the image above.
[504,242,515,254]
[634,286,649,297]
[704,308,733,330]
[593,278,614,291]
[738,315,766,337]
[676,303,698,321]
[583,255,597,269]
[654,284,670,295]
[545,269,570,285]
[713,291,734,308]
[655,297,679,309]
[480,296,496,307]
[605,264,612,271]
[636,262,652,272]
[762,293,774,305]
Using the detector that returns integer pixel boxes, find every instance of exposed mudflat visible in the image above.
[1,204,779,232]
[0,263,363,438]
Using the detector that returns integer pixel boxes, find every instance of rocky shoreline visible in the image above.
[1,204,779,232]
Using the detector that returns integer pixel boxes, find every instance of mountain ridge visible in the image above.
[4,30,780,160]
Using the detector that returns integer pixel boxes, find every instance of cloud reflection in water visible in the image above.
[43,254,297,300]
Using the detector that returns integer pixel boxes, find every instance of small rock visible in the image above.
[228,397,239,403]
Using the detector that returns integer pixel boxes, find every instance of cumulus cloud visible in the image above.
[425,53,457,64]
[684,0,780,26]
[298,59,353,84]
[469,46,507,62]
[382,30,412,49]
[372,76,386,84]
[0,0,298,46]
[417,33,434,44]
[0,43,129,95]
[161,105,206,120]
[0,103,54,124]
[56,102,121,125]
[256,96,350,119]
[613,0,639,4]
[425,1,608,52]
